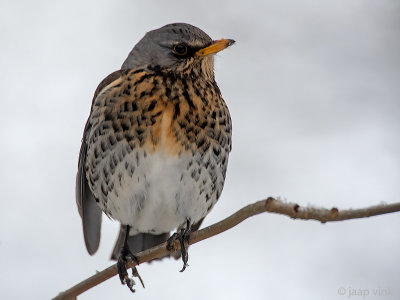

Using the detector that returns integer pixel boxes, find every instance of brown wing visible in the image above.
[76,70,125,255]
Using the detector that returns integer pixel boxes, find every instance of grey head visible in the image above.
[121,23,234,79]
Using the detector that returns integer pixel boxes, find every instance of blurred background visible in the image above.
[1,1,399,299]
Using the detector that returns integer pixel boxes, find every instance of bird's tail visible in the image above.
[111,219,204,261]
[110,226,180,260]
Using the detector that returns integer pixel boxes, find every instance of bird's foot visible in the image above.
[117,245,145,292]
[167,226,191,272]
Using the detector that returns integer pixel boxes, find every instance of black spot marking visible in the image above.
[190,68,196,79]
[194,86,201,97]
[165,87,171,98]
[178,120,186,129]
[112,153,118,166]
[151,110,162,117]
[197,138,206,148]
[129,166,135,177]
[128,69,145,76]
[109,134,116,146]
[102,167,109,179]
[101,123,111,131]
[210,120,216,129]
[109,157,115,171]
[92,172,99,182]
[201,141,210,155]
[135,74,151,85]
[173,102,180,119]
[121,121,130,132]
[212,81,221,95]
[100,141,107,152]
[104,111,113,121]
[148,100,157,111]
[136,128,144,135]
[186,126,193,134]
[115,132,123,142]
[123,88,131,96]
[221,157,226,166]
[101,185,108,197]
[105,97,118,106]
[213,147,220,156]
[112,121,121,133]
[125,143,132,154]
[204,159,210,169]
[120,101,133,113]
[200,121,208,129]
[200,95,208,105]
[182,81,196,109]
[124,131,134,142]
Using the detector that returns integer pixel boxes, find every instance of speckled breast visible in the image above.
[85,68,231,232]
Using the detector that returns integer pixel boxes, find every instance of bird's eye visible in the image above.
[173,43,188,56]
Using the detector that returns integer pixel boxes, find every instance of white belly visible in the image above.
[101,148,213,234]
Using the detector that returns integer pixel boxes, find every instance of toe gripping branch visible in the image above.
[167,222,191,272]
[117,226,145,293]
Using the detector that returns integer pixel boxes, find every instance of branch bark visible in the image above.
[53,197,400,300]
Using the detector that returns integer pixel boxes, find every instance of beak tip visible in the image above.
[196,38,236,56]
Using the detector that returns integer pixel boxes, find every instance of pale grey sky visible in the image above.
[1,1,399,299]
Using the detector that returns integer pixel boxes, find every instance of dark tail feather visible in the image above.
[111,218,205,261]
[111,226,177,260]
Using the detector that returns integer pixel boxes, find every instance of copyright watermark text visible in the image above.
[338,287,393,298]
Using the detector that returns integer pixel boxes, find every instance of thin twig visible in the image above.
[53,197,400,299]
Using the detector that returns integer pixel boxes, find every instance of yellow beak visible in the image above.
[195,38,235,57]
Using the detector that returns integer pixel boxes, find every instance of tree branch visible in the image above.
[53,197,400,300]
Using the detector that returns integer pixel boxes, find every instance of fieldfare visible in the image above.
[76,23,234,291]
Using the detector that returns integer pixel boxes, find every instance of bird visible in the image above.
[76,23,234,291]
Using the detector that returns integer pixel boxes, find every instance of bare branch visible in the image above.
[53,197,400,300]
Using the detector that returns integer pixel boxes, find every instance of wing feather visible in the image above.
[75,70,125,255]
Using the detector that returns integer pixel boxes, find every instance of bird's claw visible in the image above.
[132,266,145,288]
[167,227,191,272]
[117,246,144,292]
[124,275,136,293]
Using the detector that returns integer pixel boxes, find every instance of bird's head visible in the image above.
[122,23,235,80]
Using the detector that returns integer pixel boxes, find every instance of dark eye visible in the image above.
[173,43,188,56]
